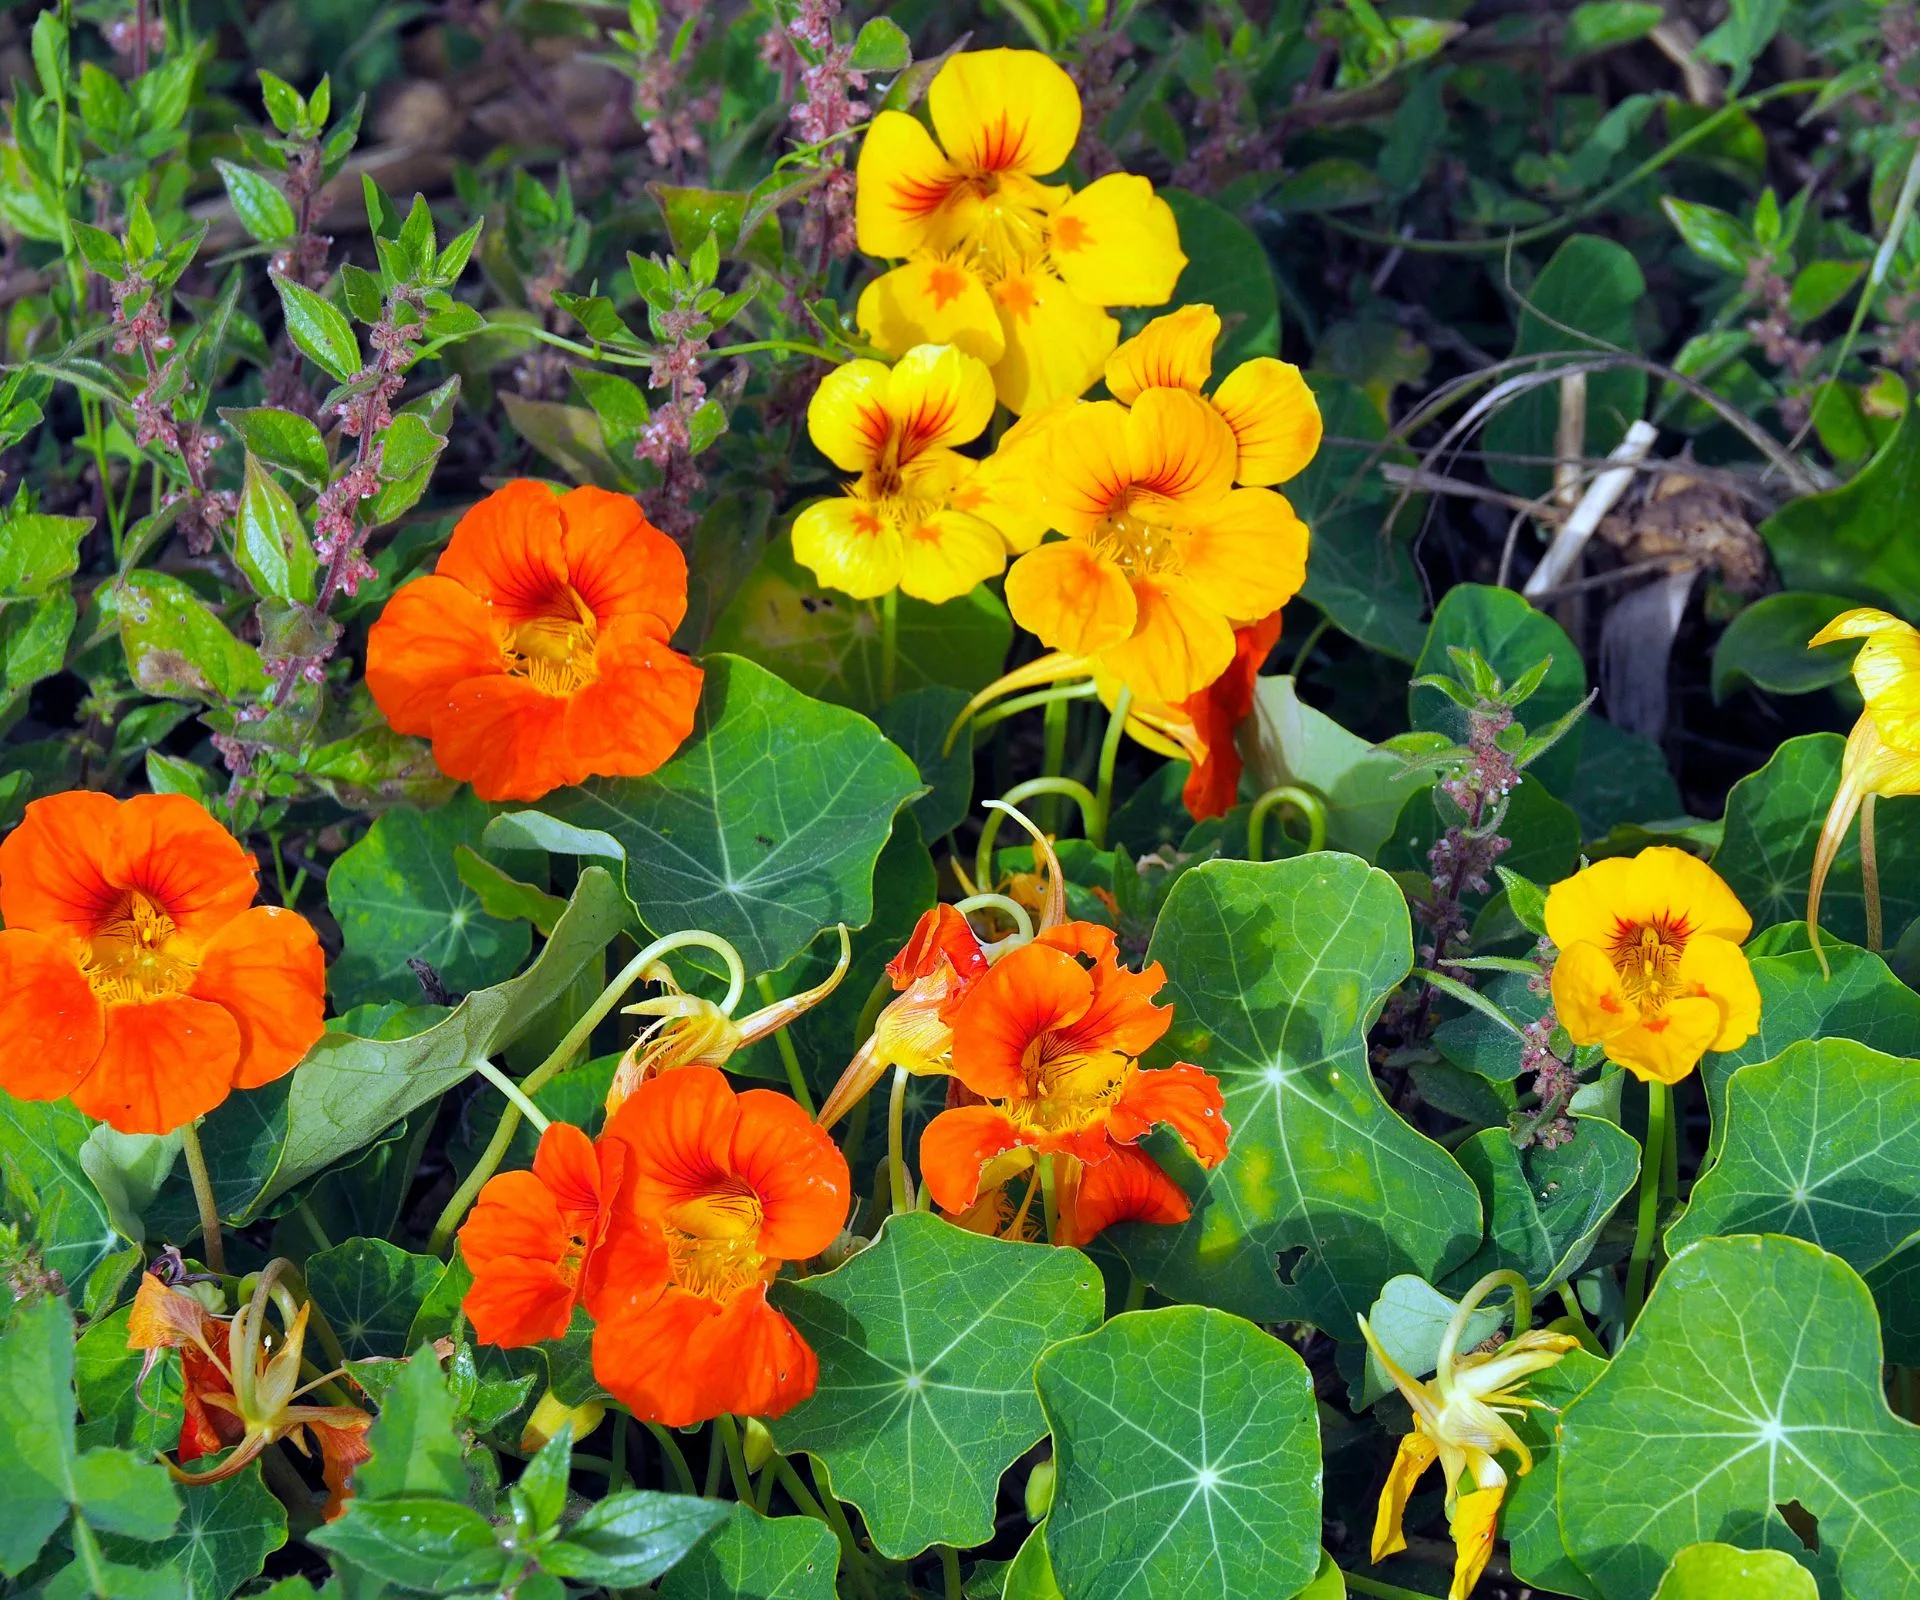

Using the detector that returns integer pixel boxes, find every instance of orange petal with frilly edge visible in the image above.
[0,930,103,1104]
[364,574,503,738]
[190,905,325,1090]
[919,1104,1033,1213]
[1109,1062,1230,1167]
[427,673,576,804]
[888,905,988,989]
[435,480,569,618]
[593,1283,817,1427]
[72,996,240,1135]
[1211,358,1322,487]
[559,617,704,787]
[556,486,687,636]
[728,1088,850,1263]
[948,942,1096,1100]
[1004,542,1137,660]
[602,1065,740,1216]
[1058,1144,1191,1246]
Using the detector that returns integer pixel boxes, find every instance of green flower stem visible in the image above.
[1039,692,1070,835]
[954,892,1034,948]
[608,1411,629,1493]
[973,778,1099,892]
[941,1544,963,1600]
[759,974,816,1117]
[1862,793,1883,953]
[753,1460,777,1513]
[887,1066,913,1216]
[470,1057,551,1133]
[1092,687,1133,848]
[1551,1278,1605,1356]
[1343,1571,1447,1600]
[646,1422,698,1496]
[1438,1269,1532,1376]
[1625,1080,1671,1325]
[180,1119,226,1276]
[703,1421,727,1497]
[717,1414,755,1501]
[1248,786,1329,863]
[967,681,1097,739]
[879,590,899,702]
[427,929,748,1255]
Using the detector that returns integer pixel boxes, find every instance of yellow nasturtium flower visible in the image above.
[1546,847,1761,1084]
[792,344,1009,603]
[996,305,1318,704]
[1360,1312,1576,1600]
[1805,607,1920,973]
[855,47,1185,414]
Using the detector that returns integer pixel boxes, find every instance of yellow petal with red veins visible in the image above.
[1211,357,1324,486]
[1104,305,1220,404]
[1676,931,1761,1052]
[1098,577,1236,703]
[855,110,966,258]
[928,48,1081,177]
[990,272,1117,415]
[1447,1484,1506,1600]
[806,360,894,473]
[1051,174,1187,308]
[791,497,901,600]
[896,508,1009,604]
[1550,940,1637,1048]
[884,344,996,463]
[1544,846,1750,952]
[1039,400,1136,539]
[1005,540,1136,657]
[1608,996,1724,1084]
[1372,1429,1439,1562]
[858,261,1006,366]
[1121,387,1239,525]
[1178,487,1310,620]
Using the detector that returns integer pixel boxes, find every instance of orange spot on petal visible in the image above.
[926,265,969,312]
[1053,214,1090,253]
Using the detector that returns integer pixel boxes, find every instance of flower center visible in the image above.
[950,190,1051,281]
[84,889,197,1003]
[1009,1036,1129,1134]
[1088,507,1184,578]
[501,586,599,696]
[1607,914,1692,1012]
[664,1183,771,1302]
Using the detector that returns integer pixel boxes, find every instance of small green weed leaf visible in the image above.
[1714,734,1920,943]
[1117,856,1482,1327]
[1761,399,1920,616]
[1712,592,1861,701]
[99,1472,286,1597]
[1448,1117,1641,1290]
[656,1506,838,1600]
[1,590,75,713]
[1484,234,1647,500]
[273,274,361,383]
[1653,1544,1816,1599]
[541,1491,730,1585]
[308,1496,504,1591]
[219,407,329,491]
[1036,1305,1322,1600]
[326,791,532,1009]
[708,540,1011,714]
[353,1344,468,1502]
[1292,376,1426,662]
[307,1237,445,1359]
[1556,1235,1920,1599]
[235,454,316,604]
[535,655,921,975]
[1411,584,1586,792]
[769,1212,1104,1558]
[117,572,268,702]
[1671,1040,1920,1272]
[0,509,90,596]
[214,159,296,245]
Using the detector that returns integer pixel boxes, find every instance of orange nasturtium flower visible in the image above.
[590,1067,850,1426]
[1804,607,1920,971]
[998,304,1317,705]
[0,792,325,1134]
[1359,1312,1576,1600]
[792,344,1012,603]
[1546,847,1761,1085]
[920,921,1229,1247]
[855,48,1185,414]
[129,1266,371,1519]
[366,480,704,803]
[457,1122,627,1347]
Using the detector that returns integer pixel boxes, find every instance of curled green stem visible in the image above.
[974,777,1099,892]
[1437,1269,1533,1378]
[1248,786,1329,863]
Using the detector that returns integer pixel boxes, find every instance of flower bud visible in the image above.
[521,1390,605,1454]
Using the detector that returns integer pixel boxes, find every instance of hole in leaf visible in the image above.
[1274,1246,1311,1286]
[1776,1500,1820,1552]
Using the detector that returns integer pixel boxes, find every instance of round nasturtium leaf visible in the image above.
[1557,1234,1920,1599]
[1035,1305,1322,1600]
[767,1213,1104,1559]
[1115,855,1482,1328]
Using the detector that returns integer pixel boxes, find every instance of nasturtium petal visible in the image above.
[1556,1234,1920,1600]
[533,655,922,975]
[1114,855,1482,1329]
[767,1212,1103,1559]
[1035,1305,1322,1600]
